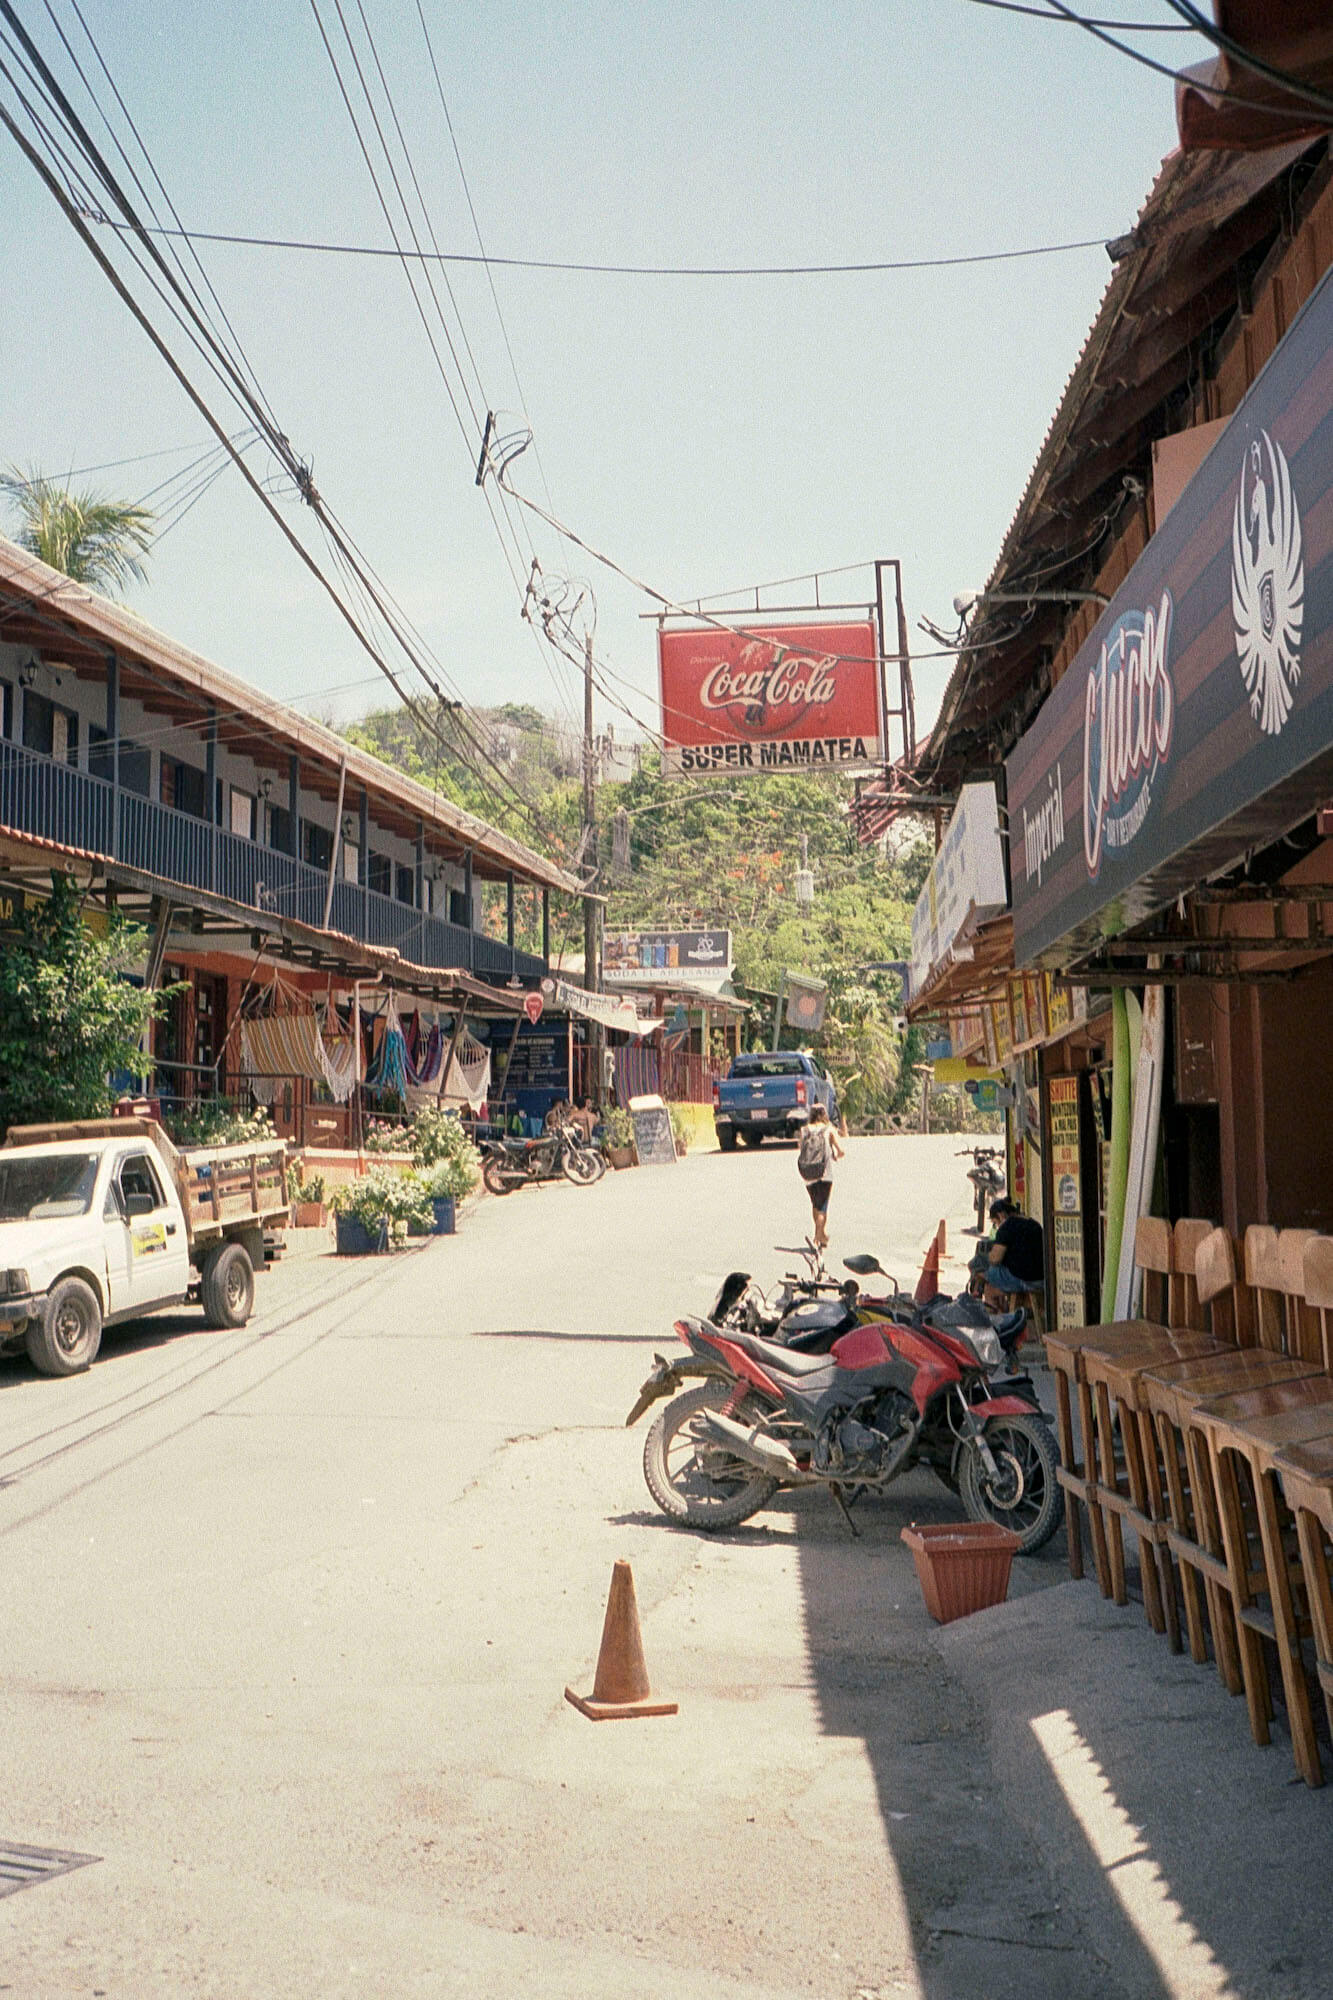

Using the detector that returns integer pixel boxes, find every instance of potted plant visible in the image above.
[668,1103,690,1158]
[329,1167,434,1254]
[286,1160,327,1229]
[411,1110,481,1233]
[602,1105,636,1170]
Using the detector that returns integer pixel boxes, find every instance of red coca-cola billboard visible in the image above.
[658,619,882,777]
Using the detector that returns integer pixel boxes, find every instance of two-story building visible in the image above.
[0,534,584,1145]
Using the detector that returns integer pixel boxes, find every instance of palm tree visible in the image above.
[1,466,154,594]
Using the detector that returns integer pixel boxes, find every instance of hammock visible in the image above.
[364,996,409,1097]
[614,1044,661,1107]
[406,1026,491,1113]
[240,1010,358,1104]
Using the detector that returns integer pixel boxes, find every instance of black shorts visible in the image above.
[806,1178,833,1214]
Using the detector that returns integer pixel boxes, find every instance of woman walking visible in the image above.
[796,1102,844,1252]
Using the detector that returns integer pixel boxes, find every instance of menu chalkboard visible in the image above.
[628,1094,677,1168]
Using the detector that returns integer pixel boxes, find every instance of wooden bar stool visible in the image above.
[1044,1217,1175,1592]
[1170,1218,1216,1332]
[1272,1433,1333,1780]
[1135,1229,1255,1682]
[1139,1230,1318,1722]
[1186,1234,1333,1788]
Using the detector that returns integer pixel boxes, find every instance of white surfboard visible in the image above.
[1113,982,1166,1321]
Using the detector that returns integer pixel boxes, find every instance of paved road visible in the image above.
[0,1135,1327,1998]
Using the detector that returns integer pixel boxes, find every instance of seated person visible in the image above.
[980,1197,1044,1307]
[565,1097,598,1143]
[543,1098,571,1133]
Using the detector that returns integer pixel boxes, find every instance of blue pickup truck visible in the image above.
[712,1051,840,1151]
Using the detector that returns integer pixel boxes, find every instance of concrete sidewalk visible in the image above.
[934,1579,1332,2000]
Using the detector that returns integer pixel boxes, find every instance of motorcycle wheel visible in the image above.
[561,1145,600,1186]
[643,1382,778,1532]
[958,1413,1064,1555]
[483,1158,519,1196]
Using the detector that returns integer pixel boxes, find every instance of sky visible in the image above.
[1,1,1198,761]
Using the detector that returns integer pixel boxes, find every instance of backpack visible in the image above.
[797,1124,829,1182]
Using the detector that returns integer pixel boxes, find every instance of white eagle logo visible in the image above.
[1232,429,1304,737]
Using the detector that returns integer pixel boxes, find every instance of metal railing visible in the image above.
[0,739,545,983]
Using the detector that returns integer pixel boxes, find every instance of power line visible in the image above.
[0,4,573,853]
[968,0,1333,124]
[74,212,1120,277]
[1160,0,1333,120]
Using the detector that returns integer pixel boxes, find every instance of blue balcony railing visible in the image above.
[0,739,545,983]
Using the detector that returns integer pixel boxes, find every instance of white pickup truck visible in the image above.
[0,1118,288,1377]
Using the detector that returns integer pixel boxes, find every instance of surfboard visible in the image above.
[1113,983,1167,1322]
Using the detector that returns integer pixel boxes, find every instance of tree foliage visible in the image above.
[1,466,154,594]
[342,706,934,1118]
[0,874,164,1136]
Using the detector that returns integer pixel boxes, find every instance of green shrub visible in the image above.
[329,1166,433,1235]
[363,1121,412,1154]
[174,1102,276,1149]
[410,1105,474,1169]
[415,1142,480,1201]
[601,1106,634,1149]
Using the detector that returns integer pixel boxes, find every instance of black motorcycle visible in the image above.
[481,1125,603,1195]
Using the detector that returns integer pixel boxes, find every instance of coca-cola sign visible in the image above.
[658,620,882,777]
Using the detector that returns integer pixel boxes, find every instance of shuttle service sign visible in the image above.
[658,621,882,776]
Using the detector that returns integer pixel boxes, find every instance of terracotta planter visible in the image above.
[900,1521,1019,1624]
[293,1201,327,1229]
[607,1144,635,1170]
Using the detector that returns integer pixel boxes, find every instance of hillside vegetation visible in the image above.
[344,703,932,1120]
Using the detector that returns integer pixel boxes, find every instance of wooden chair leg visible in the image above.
[1253,1461,1323,1788]
[1120,1402,1166,1635]
[1094,1381,1129,1607]
[1210,1439,1273,1745]
[1136,1407,1181,1652]
[1293,1506,1333,1747]
[1078,1376,1112,1597]
[1183,1420,1245,1697]
[1157,1411,1209,1665]
[1052,1368,1083,1582]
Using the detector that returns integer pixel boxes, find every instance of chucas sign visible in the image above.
[658,620,882,776]
[1008,264,1333,969]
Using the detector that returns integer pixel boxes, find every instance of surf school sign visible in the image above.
[658,619,882,777]
[1007,263,1333,970]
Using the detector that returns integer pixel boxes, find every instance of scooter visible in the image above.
[628,1263,1061,1552]
[958,1144,1005,1234]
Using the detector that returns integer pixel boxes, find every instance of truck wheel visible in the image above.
[27,1277,102,1376]
[717,1128,737,1153]
[740,1130,763,1148]
[201,1242,255,1329]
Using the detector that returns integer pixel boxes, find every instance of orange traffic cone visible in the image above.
[565,1559,679,1721]
[914,1224,943,1306]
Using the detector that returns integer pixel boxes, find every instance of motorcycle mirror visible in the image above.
[842,1254,883,1276]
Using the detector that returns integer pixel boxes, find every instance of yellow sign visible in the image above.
[131,1222,167,1257]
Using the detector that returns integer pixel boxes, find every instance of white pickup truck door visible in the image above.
[104,1149,191,1314]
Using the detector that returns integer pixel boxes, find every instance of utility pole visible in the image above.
[582,628,604,1096]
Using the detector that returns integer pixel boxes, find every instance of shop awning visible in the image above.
[1007,264,1333,973]
[552,978,661,1037]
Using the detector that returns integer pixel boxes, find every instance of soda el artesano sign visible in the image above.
[1008,263,1333,969]
[658,620,882,776]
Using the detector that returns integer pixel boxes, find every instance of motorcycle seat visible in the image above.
[730,1331,830,1377]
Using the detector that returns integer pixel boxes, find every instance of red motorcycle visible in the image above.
[627,1257,1061,1552]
